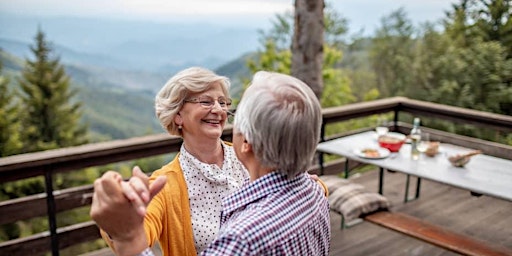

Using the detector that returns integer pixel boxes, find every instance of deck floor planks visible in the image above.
[328,168,512,256]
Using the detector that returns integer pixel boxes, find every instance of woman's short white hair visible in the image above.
[233,71,322,178]
[155,67,230,136]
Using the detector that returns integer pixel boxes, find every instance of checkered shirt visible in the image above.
[201,172,331,255]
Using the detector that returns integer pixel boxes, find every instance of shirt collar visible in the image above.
[180,141,232,185]
[221,172,307,218]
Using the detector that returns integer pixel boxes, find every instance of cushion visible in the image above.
[320,175,390,221]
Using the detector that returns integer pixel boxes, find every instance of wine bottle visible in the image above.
[410,117,421,160]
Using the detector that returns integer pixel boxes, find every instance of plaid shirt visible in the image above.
[137,172,330,256]
[201,172,330,255]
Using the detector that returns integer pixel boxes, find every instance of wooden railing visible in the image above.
[1,97,511,255]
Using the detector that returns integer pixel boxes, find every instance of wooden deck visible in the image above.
[328,168,512,256]
[82,168,512,256]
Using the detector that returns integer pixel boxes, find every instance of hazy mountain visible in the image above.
[0,45,250,141]
[0,12,261,72]
[0,11,257,140]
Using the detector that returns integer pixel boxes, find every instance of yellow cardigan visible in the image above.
[101,154,197,256]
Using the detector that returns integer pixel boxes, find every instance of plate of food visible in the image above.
[354,147,391,159]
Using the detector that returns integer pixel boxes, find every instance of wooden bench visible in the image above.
[363,211,512,256]
[322,174,512,256]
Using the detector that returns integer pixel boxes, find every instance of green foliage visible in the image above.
[321,45,356,107]
[247,4,356,107]
[17,29,88,153]
[0,57,23,156]
[370,8,415,98]
[133,155,171,174]
[368,2,512,143]
[445,0,512,57]
[0,177,45,199]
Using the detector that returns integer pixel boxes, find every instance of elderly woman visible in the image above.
[91,71,330,256]
[94,67,249,256]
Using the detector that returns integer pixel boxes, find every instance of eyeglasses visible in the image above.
[184,96,232,110]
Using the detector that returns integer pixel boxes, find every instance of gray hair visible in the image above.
[155,67,230,135]
[233,71,322,178]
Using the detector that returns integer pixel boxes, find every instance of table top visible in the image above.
[317,131,512,202]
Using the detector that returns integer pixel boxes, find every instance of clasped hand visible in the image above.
[90,166,166,255]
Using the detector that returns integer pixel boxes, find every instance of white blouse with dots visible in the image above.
[179,141,249,253]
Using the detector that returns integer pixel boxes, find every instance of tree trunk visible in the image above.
[291,0,324,99]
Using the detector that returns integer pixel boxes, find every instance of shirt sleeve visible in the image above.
[200,232,252,255]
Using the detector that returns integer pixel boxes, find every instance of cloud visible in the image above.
[0,0,292,19]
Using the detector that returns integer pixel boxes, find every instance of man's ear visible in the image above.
[241,139,252,154]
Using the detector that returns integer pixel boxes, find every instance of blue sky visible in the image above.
[0,0,459,34]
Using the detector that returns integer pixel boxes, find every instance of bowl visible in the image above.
[448,155,471,167]
[447,150,481,167]
[378,132,406,152]
[425,141,440,157]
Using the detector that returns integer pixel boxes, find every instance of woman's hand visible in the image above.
[122,166,167,217]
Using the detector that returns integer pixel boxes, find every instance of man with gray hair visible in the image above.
[91,71,331,255]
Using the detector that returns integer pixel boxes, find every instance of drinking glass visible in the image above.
[375,116,389,137]
[417,133,430,153]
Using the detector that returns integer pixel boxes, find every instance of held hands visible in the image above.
[123,166,167,217]
[90,166,166,256]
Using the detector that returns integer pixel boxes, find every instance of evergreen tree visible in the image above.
[445,0,512,57]
[0,56,23,156]
[370,8,415,98]
[17,28,88,153]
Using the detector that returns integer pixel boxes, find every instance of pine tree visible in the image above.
[0,56,23,156]
[18,28,88,153]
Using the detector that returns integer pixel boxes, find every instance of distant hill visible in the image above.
[0,47,251,141]
[0,13,261,72]
[215,52,255,100]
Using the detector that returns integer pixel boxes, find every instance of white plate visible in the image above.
[353,147,391,159]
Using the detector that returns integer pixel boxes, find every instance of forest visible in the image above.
[0,0,511,255]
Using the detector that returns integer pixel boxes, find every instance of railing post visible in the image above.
[44,169,59,256]
[318,122,326,175]
[393,108,399,131]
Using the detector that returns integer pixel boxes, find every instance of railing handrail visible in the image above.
[2,97,511,182]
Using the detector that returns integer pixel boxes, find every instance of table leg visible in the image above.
[404,175,410,203]
[415,178,422,199]
[344,158,350,178]
[404,175,422,202]
[379,167,384,195]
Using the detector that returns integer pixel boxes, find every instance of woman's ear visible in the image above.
[174,113,183,126]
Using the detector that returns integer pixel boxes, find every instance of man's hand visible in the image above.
[90,166,166,256]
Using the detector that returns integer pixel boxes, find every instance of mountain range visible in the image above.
[0,13,257,141]
[0,12,261,72]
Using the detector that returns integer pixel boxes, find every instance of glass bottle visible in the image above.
[410,117,421,160]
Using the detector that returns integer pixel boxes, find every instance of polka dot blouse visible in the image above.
[179,141,249,253]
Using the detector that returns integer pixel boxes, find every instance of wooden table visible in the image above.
[317,131,512,202]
